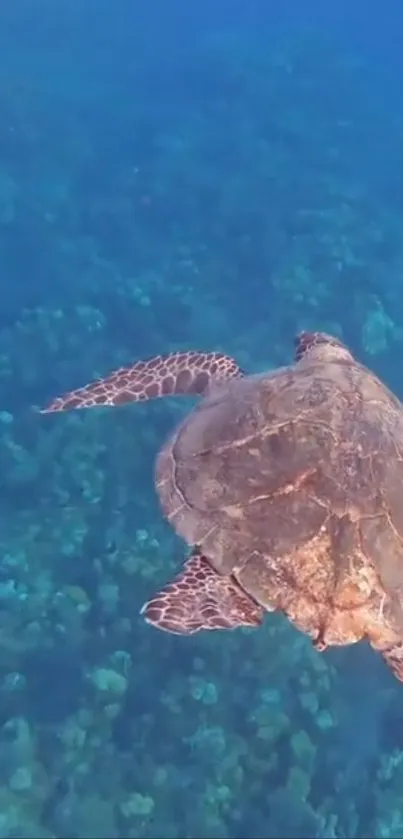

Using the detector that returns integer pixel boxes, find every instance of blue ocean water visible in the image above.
[1,0,403,836]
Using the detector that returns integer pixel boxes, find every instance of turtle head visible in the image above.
[295,331,353,363]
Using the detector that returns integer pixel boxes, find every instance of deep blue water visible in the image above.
[1,1,403,836]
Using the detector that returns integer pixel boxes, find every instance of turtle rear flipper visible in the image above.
[41,351,243,413]
[376,641,403,682]
[141,549,264,635]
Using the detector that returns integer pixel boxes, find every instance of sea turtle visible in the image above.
[41,331,403,682]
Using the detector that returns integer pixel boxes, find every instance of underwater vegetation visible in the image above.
[1,3,403,837]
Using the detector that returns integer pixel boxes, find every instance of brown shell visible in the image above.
[155,341,403,664]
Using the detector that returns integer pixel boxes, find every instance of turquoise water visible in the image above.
[1,1,403,836]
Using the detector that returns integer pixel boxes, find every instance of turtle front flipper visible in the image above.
[141,549,264,635]
[41,351,243,413]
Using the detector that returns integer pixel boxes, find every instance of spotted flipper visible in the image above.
[141,549,264,635]
[41,351,243,413]
[377,641,403,682]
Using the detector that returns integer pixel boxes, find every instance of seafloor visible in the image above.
[1,5,403,838]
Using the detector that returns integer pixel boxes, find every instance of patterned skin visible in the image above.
[140,548,264,634]
[40,351,243,412]
[294,331,346,361]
